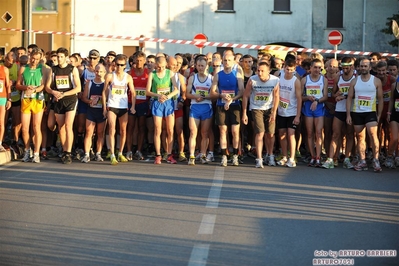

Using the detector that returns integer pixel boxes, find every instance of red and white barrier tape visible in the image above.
[1,27,398,57]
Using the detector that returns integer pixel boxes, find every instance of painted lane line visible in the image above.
[206,167,224,209]
[198,214,216,235]
[188,244,210,266]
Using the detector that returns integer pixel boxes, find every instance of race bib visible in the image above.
[395,99,399,112]
[136,88,146,100]
[340,86,349,95]
[0,80,3,93]
[383,90,390,102]
[279,98,289,109]
[357,96,371,111]
[157,87,170,96]
[327,86,333,98]
[90,95,102,108]
[306,88,321,96]
[254,92,270,103]
[11,90,20,102]
[111,85,125,96]
[55,75,70,90]
[221,90,235,103]
[196,86,209,97]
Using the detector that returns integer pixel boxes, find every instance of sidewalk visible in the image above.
[0,150,12,165]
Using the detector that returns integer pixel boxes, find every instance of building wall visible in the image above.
[0,0,23,54]
[312,0,398,56]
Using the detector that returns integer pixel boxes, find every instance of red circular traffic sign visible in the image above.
[193,33,208,48]
[328,30,343,46]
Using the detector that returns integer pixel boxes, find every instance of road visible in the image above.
[0,156,398,266]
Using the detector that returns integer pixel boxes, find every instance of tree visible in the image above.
[381,14,399,47]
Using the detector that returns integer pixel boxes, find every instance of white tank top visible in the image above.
[249,74,279,111]
[304,75,324,99]
[191,73,213,105]
[278,74,298,117]
[352,75,376,113]
[173,73,182,110]
[335,74,356,112]
[107,72,128,109]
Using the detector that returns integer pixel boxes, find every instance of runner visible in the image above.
[80,64,107,163]
[45,47,81,164]
[16,48,45,163]
[0,58,11,151]
[346,58,383,172]
[386,78,399,168]
[186,56,214,165]
[145,56,179,165]
[242,61,279,168]
[102,54,136,165]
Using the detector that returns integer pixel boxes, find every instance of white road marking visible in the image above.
[198,214,216,235]
[206,167,224,208]
[188,244,210,266]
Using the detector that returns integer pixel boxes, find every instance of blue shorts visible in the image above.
[151,99,174,117]
[302,101,324,118]
[129,102,148,117]
[190,104,213,120]
[77,98,88,114]
[86,107,106,124]
[324,107,334,118]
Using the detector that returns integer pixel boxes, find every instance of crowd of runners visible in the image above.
[0,44,398,172]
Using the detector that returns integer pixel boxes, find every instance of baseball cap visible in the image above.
[106,51,117,57]
[88,49,100,59]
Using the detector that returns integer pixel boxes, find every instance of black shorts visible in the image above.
[109,107,128,118]
[11,100,21,107]
[54,96,78,114]
[390,112,399,124]
[276,115,297,130]
[334,111,346,123]
[216,105,240,126]
[87,107,106,124]
[351,112,377,126]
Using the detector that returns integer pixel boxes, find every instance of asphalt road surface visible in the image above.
[0,156,398,266]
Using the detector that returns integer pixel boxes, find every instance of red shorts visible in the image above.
[174,108,183,119]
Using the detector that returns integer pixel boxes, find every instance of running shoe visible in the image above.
[154,155,162,165]
[295,150,302,158]
[106,150,112,160]
[200,155,210,164]
[110,155,118,165]
[118,154,128,163]
[162,152,169,161]
[384,156,394,169]
[63,154,72,165]
[286,158,297,168]
[32,153,40,163]
[354,160,368,171]
[263,154,269,165]
[268,155,276,166]
[178,152,188,162]
[395,157,399,167]
[308,157,316,167]
[167,154,177,164]
[134,150,144,160]
[220,155,228,167]
[188,156,195,166]
[22,150,30,162]
[343,158,354,169]
[206,152,215,162]
[81,154,90,163]
[41,150,48,160]
[373,158,382,172]
[277,157,287,166]
[314,158,322,168]
[126,151,133,161]
[333,158,339,167]
[322,158,334,169]
[255,158,264,168]
[232,154,239,166]
[95,153,104,162]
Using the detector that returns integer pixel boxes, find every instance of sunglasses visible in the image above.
[116,63,126,67]
[89,57,98,60]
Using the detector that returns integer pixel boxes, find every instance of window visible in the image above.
[327,0,343,28]
[217,0,234,11]
[32,0,57,12]
[123,0,140,12]
[274,0,290,12]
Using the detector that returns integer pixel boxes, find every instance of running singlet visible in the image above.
[335,74,356,112]
[325,75,336,103]
[382,75,393,103]
[278,74,298,117]
[88,80,104,109]
[304,75,324,99]
[249,74,279,111]
[81,67,96,91]
[22,65,44,100]
[191,73,213,105]
[107,72,128,109]
[216,69,240,106]
[130,68,148,104]
[8,63,20,102]
[352,75,377,113]
[391,83,399,114]
[52,64,75,92]
[151,69,172,100]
